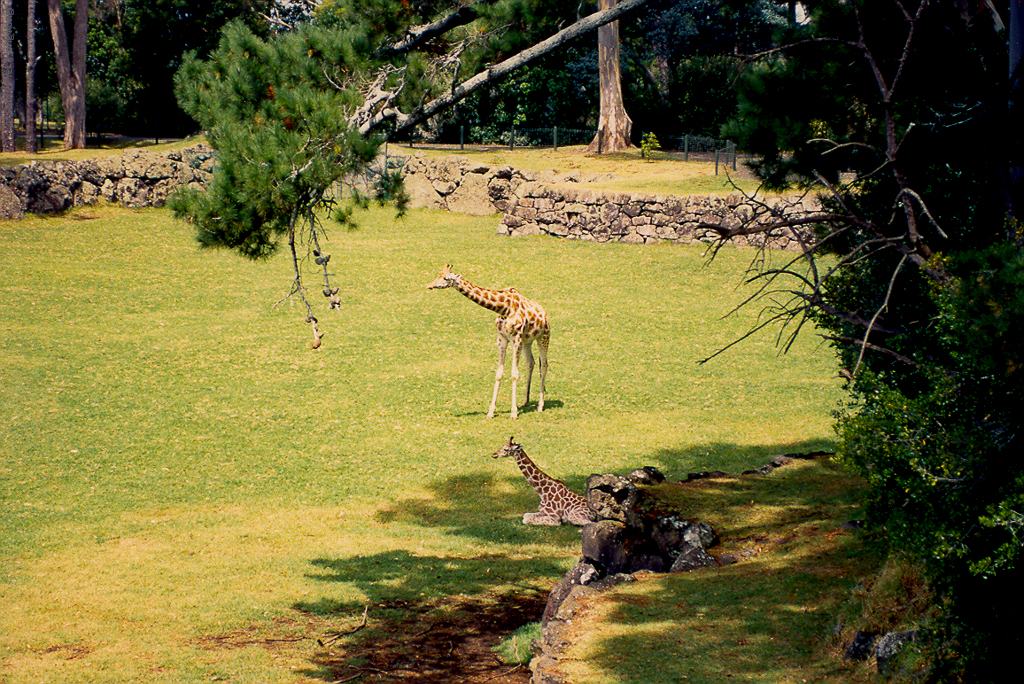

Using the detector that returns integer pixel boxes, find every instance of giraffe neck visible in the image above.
[514,450,558,493]
[454,277,514,316]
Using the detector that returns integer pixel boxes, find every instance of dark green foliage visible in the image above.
[86,1,274,136]
[623,0,786,141]
[170,20,385,259]
[724,0,1024,678]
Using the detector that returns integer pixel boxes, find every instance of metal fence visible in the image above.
[406,125,738,173]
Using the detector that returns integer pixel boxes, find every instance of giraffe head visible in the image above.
[426,264,460,290]
[493,435,523,459]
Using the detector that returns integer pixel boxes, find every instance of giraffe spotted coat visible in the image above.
[493,437,595,526]
[427,264,550,419]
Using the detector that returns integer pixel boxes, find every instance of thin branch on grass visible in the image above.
[318,604,370,647]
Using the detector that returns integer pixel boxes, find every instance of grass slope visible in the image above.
[1,202,849,683]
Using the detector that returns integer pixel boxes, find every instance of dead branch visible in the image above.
[852,253,910,375]
[820,334,921,367]
[317,604,370,647]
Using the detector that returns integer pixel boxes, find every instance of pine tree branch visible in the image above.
[381,1,499,56]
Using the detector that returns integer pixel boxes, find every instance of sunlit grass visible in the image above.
[559,460,878,684]
[0,134,204,167]
[395,143,764,195]
[0,202,846,682]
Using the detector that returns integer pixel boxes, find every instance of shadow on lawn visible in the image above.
[373,470,585,545]
[645,439,840,479]
[296,471,575,617]
[453,398,565,418]
[578,547,869,683]
[549,450,873,684]
[298,548,564,615]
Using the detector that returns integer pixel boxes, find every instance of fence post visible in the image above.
[715,147,720,175]
[510,126,515,151]
[460,125,464,151]
[684,134,689,162]
[732,143,738,171]
[553,127,558,152]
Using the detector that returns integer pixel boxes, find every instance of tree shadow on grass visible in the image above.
[298,549,565,616]
[544,452,876,684]
[643,438,840,480]
[295,472,569,682]
[295,471,576,618]
[569,535,877,683]
[453,398,565,418]
[373,471,584,546]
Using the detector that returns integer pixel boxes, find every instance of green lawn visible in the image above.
[1,202,848,683]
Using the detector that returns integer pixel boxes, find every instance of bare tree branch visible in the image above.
[352,0,657,137]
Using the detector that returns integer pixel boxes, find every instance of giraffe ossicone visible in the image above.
[427,264,550,420]
[493,436,595,526]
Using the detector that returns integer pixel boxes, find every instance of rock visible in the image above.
[581,521,636,575]
[669,544,719,572]
[627,466,666,485]
[541,559,603,626]
[585,473,642,527]
[873,629,920,675]
[845,631,878,661]
[446,172,496,215]
[0,184,24,219]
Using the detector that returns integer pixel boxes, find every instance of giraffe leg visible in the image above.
[522,342,535,409]
[488,334,508,419]
[510,335,523,420]
[522,512,561,526]
[536,330,549,412]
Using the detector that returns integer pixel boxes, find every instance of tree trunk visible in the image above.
[1009,0,1022,219]
[586,0,633,154]
[25,0,37,154]
[1,0,14,152]
[46,0,87,150]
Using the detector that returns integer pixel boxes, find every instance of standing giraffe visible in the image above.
[493,436,595,526]
[426,264,549,419]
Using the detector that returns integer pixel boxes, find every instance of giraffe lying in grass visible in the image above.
[493,436,595,526]
[427,264,550,419]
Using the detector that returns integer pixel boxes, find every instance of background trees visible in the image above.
[0,1,786,148]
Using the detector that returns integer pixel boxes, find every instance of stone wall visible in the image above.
[399,151,817,249]
[0,144,214,218]
[499,184,817,249]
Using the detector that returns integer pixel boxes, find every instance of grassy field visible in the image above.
[393,143,764,196]
[0,198,859,683]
